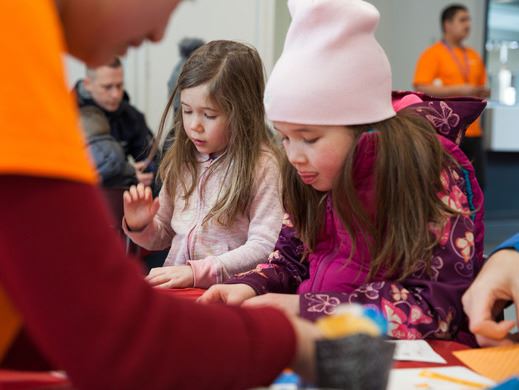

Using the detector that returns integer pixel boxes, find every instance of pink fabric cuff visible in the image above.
[188,257,221,289]
[392,93,423,112]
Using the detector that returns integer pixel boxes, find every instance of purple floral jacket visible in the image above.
[227,92,486,346]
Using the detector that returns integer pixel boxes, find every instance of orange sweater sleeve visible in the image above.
[0,0,96,183]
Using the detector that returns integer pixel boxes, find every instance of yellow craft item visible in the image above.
[316,313,380,338]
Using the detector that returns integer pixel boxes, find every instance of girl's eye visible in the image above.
[304,138,319,144]
[182,110,192,115]
[204,114,217,119]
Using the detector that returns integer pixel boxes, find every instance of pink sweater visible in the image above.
[124,150,283,288]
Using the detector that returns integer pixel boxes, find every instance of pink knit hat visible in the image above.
[265,0,396,125]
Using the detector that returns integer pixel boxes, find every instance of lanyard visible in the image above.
[442,40,470,83]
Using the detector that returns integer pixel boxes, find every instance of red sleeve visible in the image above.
[0,176,296,390]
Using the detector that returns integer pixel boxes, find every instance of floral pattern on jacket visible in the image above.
[227,92,486,346]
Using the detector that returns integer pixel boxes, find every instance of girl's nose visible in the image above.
[190,117,203,133]
[286,144,306,166]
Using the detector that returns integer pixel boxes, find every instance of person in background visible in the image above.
[162,37,206,155]
[414,4,489,189]
[124,40,284,289]
[463,233,519,346]
[167,37,205,98]
[0,0,321,388]
[73,58,157,187]
[200,0,486,347]
[79,106,138,188]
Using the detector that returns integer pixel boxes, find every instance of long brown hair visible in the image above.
[156,40,279,226]
[283,110,462,280]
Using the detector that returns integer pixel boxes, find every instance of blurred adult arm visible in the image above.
[462,234,519,346]
[0,177,301,389]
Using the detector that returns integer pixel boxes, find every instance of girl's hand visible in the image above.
[123,183,160,231]
[242,293,300,316]
[197,284,257,305]
[146,265,194,288]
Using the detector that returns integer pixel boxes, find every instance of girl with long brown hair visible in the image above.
[123,40,283,289]
[200,0,486,346]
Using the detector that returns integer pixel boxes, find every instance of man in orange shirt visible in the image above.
[0,0,319,388]
[414,4,489,188]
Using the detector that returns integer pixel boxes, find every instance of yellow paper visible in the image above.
[453,344,519,382]
[0,286,22,360]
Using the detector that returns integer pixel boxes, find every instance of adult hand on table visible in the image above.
[462,249,519,346]
[146,265,194,288]
[123,183,159,231]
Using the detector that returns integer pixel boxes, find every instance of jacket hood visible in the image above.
[392,91,487,145]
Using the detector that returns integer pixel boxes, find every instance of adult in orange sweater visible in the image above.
[0,1,319,389]
[414,4,489,189]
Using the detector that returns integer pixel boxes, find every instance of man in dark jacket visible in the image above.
[79,106,138,188]
[73,57,156,186]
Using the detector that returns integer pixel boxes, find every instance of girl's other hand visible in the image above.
[123,183,159,231]
[197,284,257,305]
[242,293,300,316]
[146,265,194,288]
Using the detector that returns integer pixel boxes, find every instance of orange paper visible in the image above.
[453,345,519,382]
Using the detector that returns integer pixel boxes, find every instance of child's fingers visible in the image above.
[123,191,132,204]
[146,274,169,286]
[144,186,153,201]
[146,268,164,281]
[136,183,146,196]
[129,185,139,201]
[146,268,162,277]
[197,287,223,304]
[156,281,175,289]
